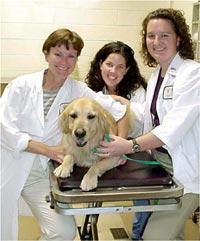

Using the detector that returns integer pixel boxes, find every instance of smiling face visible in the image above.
[44,44,78,82]
[146,18,180,72]
[100,53,129,94]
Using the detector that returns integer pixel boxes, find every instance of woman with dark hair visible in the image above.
[86,41,149,239]
[86,41,147,137]
[96,8,199,240]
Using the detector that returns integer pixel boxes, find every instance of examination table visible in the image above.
[48,152,183,240]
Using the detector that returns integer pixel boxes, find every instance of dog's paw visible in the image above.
[80,174,98,191]
[53,164,72,178]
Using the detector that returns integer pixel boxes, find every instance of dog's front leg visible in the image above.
[53,155,74,178]
[80,157,119,191]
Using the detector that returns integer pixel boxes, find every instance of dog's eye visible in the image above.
[87,114,96,120]
[70,113,77,119]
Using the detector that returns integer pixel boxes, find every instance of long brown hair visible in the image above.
[86,41,146,99]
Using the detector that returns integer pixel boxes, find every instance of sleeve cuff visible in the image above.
[151,127,172,150]
[16,134,32,152]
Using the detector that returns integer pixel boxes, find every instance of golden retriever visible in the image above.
[54,97,121,191]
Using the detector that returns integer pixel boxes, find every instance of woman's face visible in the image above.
[146,18,180,69]
[100,53,129,92]
[44,44,78,81]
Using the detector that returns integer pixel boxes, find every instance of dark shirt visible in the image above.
[150,71,169,155]
[150,71,164,127]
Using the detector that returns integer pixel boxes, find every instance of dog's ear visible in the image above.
[59,109,70,134]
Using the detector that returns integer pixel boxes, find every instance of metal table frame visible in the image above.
[48,161,184,240]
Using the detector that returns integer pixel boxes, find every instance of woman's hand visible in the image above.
[45,144,64,163]
[95,134,132,157]
[26,140,64,163]
[111,95,130,105]
[95,132,165,158]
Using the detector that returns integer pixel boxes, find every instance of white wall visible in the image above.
[1,0,195,84]
[1,0,196,215]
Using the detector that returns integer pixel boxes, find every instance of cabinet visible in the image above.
[192,1,200,62]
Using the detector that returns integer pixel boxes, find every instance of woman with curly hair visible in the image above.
[96,8,199,240]
[86,41,147,137]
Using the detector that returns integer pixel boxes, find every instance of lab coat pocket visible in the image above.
[157,98,173,124]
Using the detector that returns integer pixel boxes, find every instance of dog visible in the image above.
[53,97,121,191]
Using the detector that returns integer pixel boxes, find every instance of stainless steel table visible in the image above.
[48,161,184,240]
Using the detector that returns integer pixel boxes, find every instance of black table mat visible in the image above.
[50,152,173,191]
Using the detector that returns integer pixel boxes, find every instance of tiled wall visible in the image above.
[1,0,195,84]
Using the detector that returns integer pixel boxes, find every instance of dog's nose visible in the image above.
[74,128,86,138]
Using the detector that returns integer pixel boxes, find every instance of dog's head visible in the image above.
[59,97,117,147]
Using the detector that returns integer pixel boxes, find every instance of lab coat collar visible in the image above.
[148,53,184,112]
[151,53,184,89]
[154,53,184,79]
[166,53,184,77]
[31,70,45,127]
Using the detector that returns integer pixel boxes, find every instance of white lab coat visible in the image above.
[129,86,146,137]
[0,69,126,237]
[102,85,146,138]
[133,54,200,194]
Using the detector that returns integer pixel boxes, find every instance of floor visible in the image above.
[18,210,199,240]
[19,213,129,241]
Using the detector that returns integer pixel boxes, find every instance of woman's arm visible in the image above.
[26,140,64,163]
[116,104,130,139]
[109,95,130,138]
[136,132,164,151]
[0,81,31,152]
[96,132,164,157]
